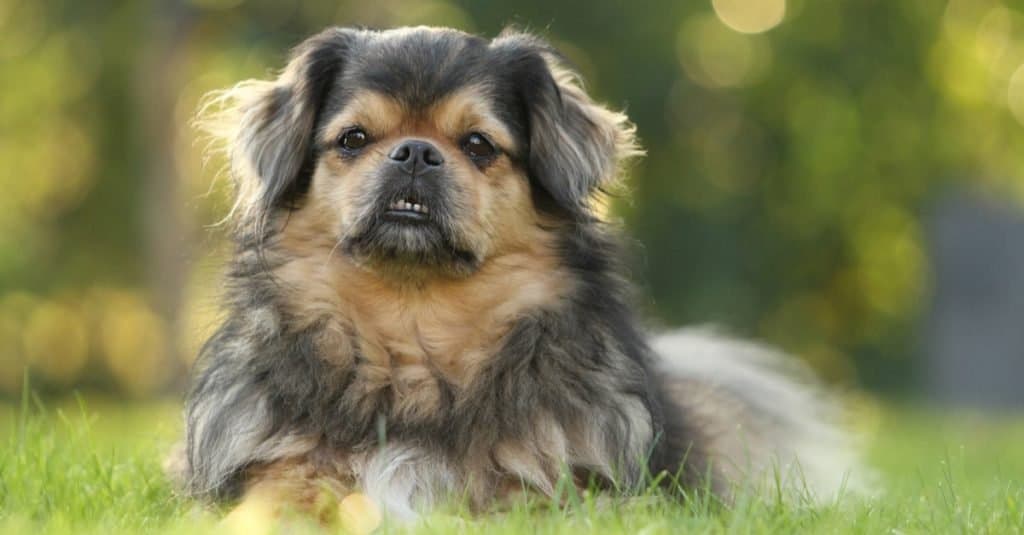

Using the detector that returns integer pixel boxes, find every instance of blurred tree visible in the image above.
[138,0,195,393]
[2,0,1024,396]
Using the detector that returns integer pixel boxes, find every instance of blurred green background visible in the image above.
[2,0,1022,400]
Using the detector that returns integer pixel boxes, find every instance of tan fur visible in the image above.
[267,88,573,398]
[234,457,351,524]
[540,53,643,174]
[273,212,571,387]
[196,43,329,229]
[320,86,518,155]
[428,86,518,152]
[186,29,663,520]
[232,425,587,520]
[320,92,406,146]
[491,412,570,497]
[195,78,276,225]
[249,87,582,508]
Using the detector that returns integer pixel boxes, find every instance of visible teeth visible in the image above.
[390,199,429,214]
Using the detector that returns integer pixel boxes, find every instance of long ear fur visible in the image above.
[492,30,642,219]
[197,28,356,234]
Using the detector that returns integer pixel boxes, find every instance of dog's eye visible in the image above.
[462,133,496,160]
[339,128,370,151]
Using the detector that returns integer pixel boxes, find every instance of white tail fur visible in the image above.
[652,327,869,502]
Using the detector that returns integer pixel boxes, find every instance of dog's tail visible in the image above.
[651,327,870,503]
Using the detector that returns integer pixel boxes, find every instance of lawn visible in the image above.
[1,392,1023,534]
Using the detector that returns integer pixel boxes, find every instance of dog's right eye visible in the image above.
[461,133,497,160]
[339,128,370,151]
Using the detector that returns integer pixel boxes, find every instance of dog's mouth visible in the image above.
[344,189,480,275]
[384,195,431,222]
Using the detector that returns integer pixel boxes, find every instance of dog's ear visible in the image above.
[492,31,641,220]
[199,28,356,228]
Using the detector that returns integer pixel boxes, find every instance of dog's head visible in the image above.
[206,27,638,278]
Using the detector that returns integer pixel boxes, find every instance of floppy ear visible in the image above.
[493,31,641,219]
[199,28,355,229]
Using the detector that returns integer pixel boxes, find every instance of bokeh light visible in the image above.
[712,0,786,34]
[678,14,773,88]
[23,301,89,386]
[2,0,1024,399]
[188,0,246,9]
[96,290,172,397]
[0,293,36,393]
[1007,63,1024,125]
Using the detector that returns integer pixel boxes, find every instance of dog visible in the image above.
[175,26,862,522]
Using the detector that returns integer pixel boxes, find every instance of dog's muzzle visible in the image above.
[381,139,447,224]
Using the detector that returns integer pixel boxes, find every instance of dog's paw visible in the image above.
[221,491,277,535]
[338,493,382,535]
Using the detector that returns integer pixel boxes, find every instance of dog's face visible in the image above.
[212,27,637,278]
[322,76,534,276]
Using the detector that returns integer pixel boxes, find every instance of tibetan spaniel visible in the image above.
[172,26,862,525]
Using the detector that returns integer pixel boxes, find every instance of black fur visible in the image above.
[184,26,713,509]
[243,28,625,229]
[185,223,712,499]
[241,28,356,217]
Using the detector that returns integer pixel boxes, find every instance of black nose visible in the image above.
[388,140,444,175]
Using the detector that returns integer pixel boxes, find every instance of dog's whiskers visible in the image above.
[324,237,346,268]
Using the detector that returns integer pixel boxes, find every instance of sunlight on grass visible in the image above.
[1,392,1022,534]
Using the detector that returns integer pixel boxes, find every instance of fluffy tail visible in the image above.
[651,328,869,502]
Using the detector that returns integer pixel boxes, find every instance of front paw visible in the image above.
[220,486,382,534]
[338,493,382,535]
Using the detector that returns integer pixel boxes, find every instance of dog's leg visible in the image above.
[222,459,381,534]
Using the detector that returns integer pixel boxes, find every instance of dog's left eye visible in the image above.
[461,133,496,160]
[338,128,370,151]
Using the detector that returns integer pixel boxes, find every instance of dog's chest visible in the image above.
[366,306,488,364]
[343,296,509,399]
[277,246,570,381]
[333,269,564,384]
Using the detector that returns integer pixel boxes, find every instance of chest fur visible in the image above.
[273,247,572,383]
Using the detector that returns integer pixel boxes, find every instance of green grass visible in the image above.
[1,392,1023,534]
